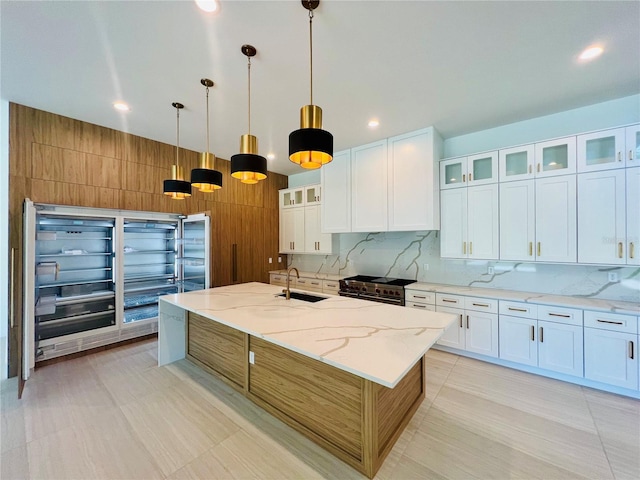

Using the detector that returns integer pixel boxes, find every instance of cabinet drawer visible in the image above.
[270,274,286,286]
[537,305,583,326]
[406,302,436,311]
[499,301,537,319]
[464,296,498,313]
[584,311,638,334]
[296,278,323,293]
[406,290,435,304]
[436,293,465,308]
[322,280,340,294]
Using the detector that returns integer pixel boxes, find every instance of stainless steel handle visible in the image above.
[412,304,426,309]
[466,315,470,329]
[629,149,633,161]
[618,151,622,162]
[618,242,623,259]
[10,247,15,328]
[539,327,544,343]
[529,242,533,257]
[459,314,463,328]
[232,244,238,282]
[537,242,541,257]
[508,307,527,312]
[631,242,635,259]
[596,319,623,325]
[630,341,634,360]
[442,298,458,303]
[549,312,571,318]
[472,302,489,308]
[531,325,535,341]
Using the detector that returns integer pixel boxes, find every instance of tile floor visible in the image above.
[1,338,639,479]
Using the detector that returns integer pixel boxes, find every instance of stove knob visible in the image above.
[395,291,401,296]
[375,288,380,294]
[361,286,367,292]
[383,289,388,295]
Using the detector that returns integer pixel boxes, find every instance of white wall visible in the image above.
[1,99,9,379]
[287,169,319,188]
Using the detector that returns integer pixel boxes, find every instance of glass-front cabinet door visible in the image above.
[499,145,535,182]
[626,124,640,168]
[279,188,304,208]
[305,184,321,205]
[534,136,576,178]
[467,151,498,185]
[440,157,467,189]
[577,128,626,173]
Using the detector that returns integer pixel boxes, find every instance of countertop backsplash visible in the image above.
[287,231,640,304]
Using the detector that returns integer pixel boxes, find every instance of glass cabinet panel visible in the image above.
[585,136,616,166]
[467,151,498,185]
[305,185,321,204]
[440,157,466,189]
[577,128,625,173]
[542,144,569,171]
[499,145,534,182]
[472,156,493,181]
[505,152,528,176]
[534,136,576,177]
[282,188,304,207]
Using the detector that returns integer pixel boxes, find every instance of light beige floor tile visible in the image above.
[0,407,26,454]
[1,445,30,480]
[121,383,241,477]
[376,453,447,480]
[167,444,249,480]
[20,378,75,443]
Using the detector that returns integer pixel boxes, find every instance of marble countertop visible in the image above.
[407,282,640,315]
[269,270,344,281]
[160,282,456,388]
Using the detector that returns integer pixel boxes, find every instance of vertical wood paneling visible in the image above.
[7,102,287,377]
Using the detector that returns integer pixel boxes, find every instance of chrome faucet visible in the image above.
[283,267,299,300]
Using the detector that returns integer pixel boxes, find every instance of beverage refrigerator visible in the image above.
[22,199,210,380]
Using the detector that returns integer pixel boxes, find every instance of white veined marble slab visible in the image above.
[159,282,456,388]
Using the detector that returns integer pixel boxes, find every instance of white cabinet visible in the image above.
[303,205,334,254]
[441,184,498,259]
[499,144,535,182]
[577,128,626,173]
[537,320,584,377]
[499,180,536,261]
[304,184,321,205]
[499,314,538,366]
[534,136,576,177]
[625,124,640,167]
[626,167,640,265]
[584,310,639,390]
[578,169,626,264]
[321,149,351,233]
[351,139,388,232]
[440,151,498,190]
[387,127,442,231]
[280,188,305,209]
[279,208,305,253]
[535,175,577,263]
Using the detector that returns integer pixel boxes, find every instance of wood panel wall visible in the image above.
[7,103,288,377]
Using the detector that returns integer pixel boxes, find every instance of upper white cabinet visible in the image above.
[577,128,626,173]
[440,151,498,189]
[577,169,626,264]
[499,144,535,182]
[535,175,577,263]
[387,127,442,231]
[626,124,640,167]
[534,136,576,178]
[351,139,388,232]
[626,167,640,265]
[321,149,351,233]
[280,188,304,209]
[305,185,321,205]
[500,180,536,261]
[441,184,498,259]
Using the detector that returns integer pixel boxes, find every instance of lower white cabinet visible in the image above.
[585,328,638,390]
[499,315,538,366]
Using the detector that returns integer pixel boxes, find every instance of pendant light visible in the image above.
[289,0,333,169]
[230,44,267,184]
[163,102,192,199]
[191,78,223,192]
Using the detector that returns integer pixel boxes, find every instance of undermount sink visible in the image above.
[277,291,328,303]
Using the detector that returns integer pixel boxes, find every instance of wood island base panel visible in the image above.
[159,282,455,478]
[187,312,425,478]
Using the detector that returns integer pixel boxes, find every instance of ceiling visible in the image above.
[2,1,639,176]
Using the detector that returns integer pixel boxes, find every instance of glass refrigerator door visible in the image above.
[179,213,210,292]
[122,220,179,324]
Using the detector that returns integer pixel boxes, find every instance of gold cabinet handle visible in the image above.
[537,163,541,173]
[469,242,473,255]
[531,325,535,341]
[537,242,541,257]
[539,327,544,343]
[630,242,635,259]
[463,242,467,255]
[469,173,473,182]
[529,241,533,256]
[463,174,466,183]
[529,165,532,174]
[630,341,635,360]
[466,315,470,329]
[618,242,623,259]
[508,307,528,312]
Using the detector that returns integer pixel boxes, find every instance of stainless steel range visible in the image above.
[338,275,416,306]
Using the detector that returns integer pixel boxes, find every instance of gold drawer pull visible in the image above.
[472,302,489,308]
[537,163,541,173]
[463,174,466,183]
[469,242,473,255]
[618,242,623,259]
[596,319,623,325]
[529,242,533,256]
[537,242,541,257]
[469,173,473,181]
[548,312,571,318]
[463,242,467,254]
[310,281,320,286]
[630,242,635,259]
[531,325,535,341]
[508,307,527,312]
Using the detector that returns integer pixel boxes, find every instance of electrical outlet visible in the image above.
[423,263,429,271]
[278,256,282,263]
[268,257,272,264]
[608,272,618,282]
[488,266,494,275]
[249,351,255,364]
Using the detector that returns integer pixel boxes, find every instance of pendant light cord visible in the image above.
[205,86,210,155]
[247,56,252,135]
[309,7,314,105]
[175,107,180,167]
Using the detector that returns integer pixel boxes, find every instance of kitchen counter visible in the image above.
[268,269,344,281]
[407,282,640,315]
[158,282,455,387]
[157,282,456,478]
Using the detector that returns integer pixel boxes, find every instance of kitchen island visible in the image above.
[158,282,455,478]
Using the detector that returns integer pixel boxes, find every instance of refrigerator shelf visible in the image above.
[124,273,177,282]
[124,305,158,323]
[39,252,112,258]
[123,283,178,294]
[53,291,115,306]
[123,250,176,255]
[37,278,114,289]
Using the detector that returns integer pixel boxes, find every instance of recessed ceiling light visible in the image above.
[267,153,275,160]
[113,102,130,112]
[195,0,220,13]
[579,45,603,61]
[368,119,379,128]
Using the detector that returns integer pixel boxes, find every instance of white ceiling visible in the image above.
[2,1,639,176]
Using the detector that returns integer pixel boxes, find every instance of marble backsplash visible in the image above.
[288,231,640,303]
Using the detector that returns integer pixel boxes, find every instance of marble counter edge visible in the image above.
[269,270,344,281]
[406,282,640,315]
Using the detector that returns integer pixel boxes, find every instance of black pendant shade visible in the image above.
[289,127,333,169]
[230,153,267,185]
[163,178,192,199]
